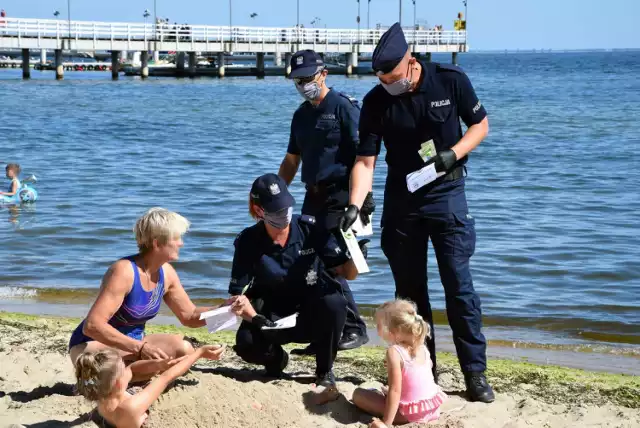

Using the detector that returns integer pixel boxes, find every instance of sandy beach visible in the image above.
[0,311,638,428]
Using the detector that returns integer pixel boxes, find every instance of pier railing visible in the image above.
[0,17,466,47]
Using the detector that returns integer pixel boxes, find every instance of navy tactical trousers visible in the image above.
[380,186,487,375]
[234,290,347,376]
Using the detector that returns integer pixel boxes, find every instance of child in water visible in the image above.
[1,164,21,197]
[75,344,225,428]
[352,299,447,427]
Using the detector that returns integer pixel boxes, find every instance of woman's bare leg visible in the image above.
[69,334,194,382]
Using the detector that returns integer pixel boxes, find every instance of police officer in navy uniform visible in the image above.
[229,173,363,393]
[339,23,495,402]
[278,49,372,354]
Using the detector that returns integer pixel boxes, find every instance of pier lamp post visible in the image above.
[412,0,416,43]
[296,0,300,43]
[67,0,71,40]
[153,0,157,39]
[357,0,361,43]
[399,0,402,26]
[463,0,468,37]
[367,0,371,30]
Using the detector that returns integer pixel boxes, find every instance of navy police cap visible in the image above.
[250,173,295,213]
[372,22,408,74]
[290,49,325,78]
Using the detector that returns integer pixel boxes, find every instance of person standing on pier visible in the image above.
[339,23,495,403]
[278,49,373,355]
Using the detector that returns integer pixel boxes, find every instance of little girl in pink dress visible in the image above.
[352,299,447,427]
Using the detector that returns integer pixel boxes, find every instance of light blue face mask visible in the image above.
[380,66,414,96]
[263,207,293,229]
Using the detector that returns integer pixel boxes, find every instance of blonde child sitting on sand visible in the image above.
[352,299,447,427]
[75,344,225,428]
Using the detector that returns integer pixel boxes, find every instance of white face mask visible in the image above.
[380,65,414,96]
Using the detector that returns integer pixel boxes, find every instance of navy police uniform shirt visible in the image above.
[228,214,351,314]
[358,62,486,219]
[358,62,486,172]
[288,89,360,186]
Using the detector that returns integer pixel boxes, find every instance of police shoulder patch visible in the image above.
[434,62,464,74]
[339,92,360,108]
[300,214,316,225]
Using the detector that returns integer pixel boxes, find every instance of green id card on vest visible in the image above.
[418,140,436,163]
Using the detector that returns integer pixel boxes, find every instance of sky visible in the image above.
[0,0,637,50]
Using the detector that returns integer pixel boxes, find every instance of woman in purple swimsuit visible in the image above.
[68,208,222,381]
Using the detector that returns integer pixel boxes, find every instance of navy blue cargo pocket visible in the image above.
[453,211,476,258]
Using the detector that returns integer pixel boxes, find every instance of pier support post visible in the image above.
[425,52,432,63]
[40,49,47,65]
[256,52,265,78]
[284,52,292,77]
[188,52,197,78]
[111,51,120,80]
[217,52,225,77]
[346,52,358,76]
[274,53,282,67]
[22,49,31,80]
[153,51,160,63]
[452,52,458,65]
[176,52,186,76]
[141,51,149,79]
[120,50,128,62]
[55,49,64,80]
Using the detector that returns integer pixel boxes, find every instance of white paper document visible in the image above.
[261,312,298,330]
[406,163,446,193]
[199,306,237,333]
[350,213,373,237]
[340,228,370,274]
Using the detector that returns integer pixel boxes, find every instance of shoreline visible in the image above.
[0,310,638,427]
[1,291,639,359]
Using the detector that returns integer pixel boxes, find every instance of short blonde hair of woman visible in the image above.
[134,207,190,252]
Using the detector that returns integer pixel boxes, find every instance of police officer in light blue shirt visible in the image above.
[278,49,372,354]
[339,23,495,402]
[229,173,365,392]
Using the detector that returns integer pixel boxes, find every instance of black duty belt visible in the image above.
[444,166,465,181]
[305,180,349,194]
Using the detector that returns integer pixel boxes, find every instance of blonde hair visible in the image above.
[134,207,190,252]
[375,299,431,358]
[75,350,123,401]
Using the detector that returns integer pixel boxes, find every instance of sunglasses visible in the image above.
[293,69,324,86]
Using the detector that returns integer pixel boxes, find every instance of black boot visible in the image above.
[265,347,289,377]
[464,372,495,403]
[291,342,317,356]
[337,331,369,351]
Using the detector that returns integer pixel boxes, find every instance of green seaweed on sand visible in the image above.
[1,311,638,409]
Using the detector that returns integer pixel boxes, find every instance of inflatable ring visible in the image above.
[1,185,38,205]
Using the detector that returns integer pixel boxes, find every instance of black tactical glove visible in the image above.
[359,192,376,226]
[339,204,360,232]
[358,239,371,260]
[251,314,276,328]
[434,149,458,173]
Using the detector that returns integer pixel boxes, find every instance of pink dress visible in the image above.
[392,344,447,423]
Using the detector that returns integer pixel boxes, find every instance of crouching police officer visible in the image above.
[339,23,495,402]
[278,49,372,354]
[229,173,365,393]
